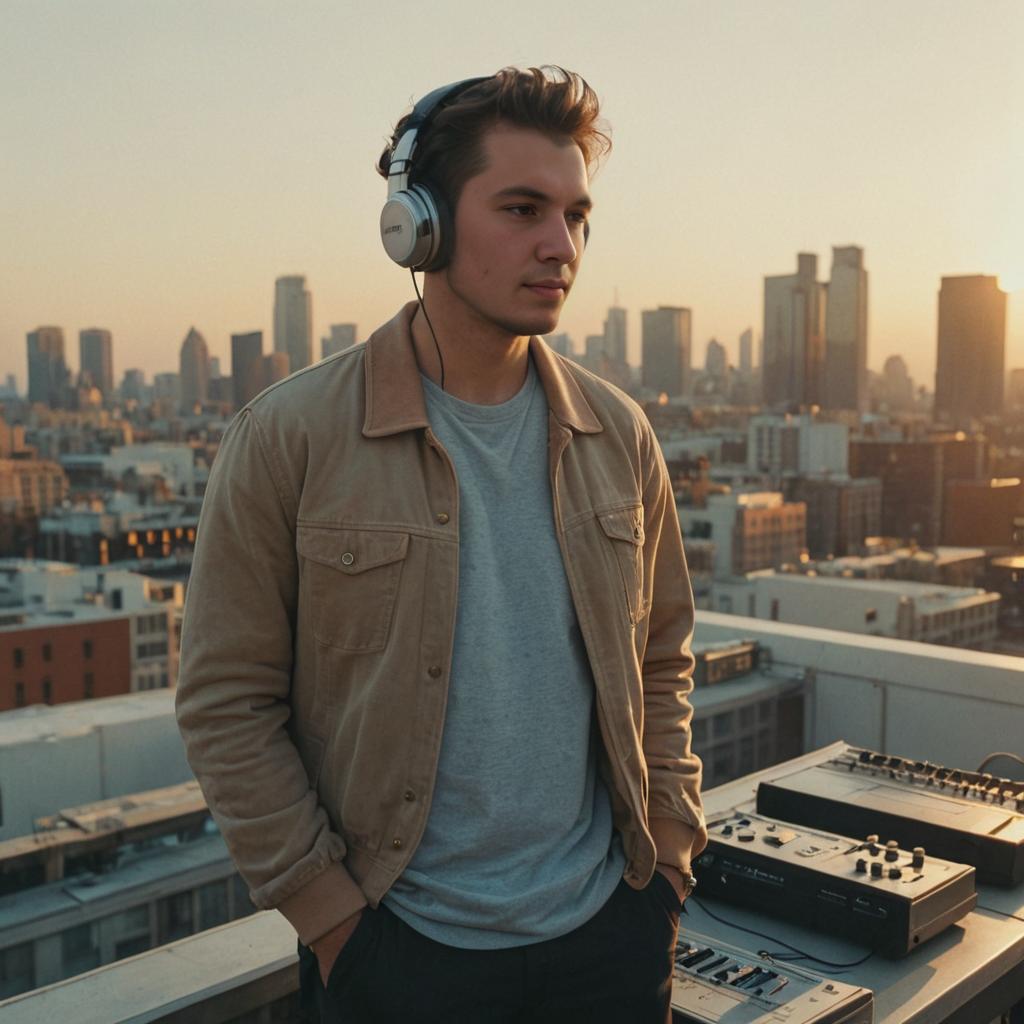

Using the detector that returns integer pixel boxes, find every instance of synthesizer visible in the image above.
[695,809,976,957]
[671,928,874,1023]
[756,745,1024,886]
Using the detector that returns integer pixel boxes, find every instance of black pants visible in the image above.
[297,873,680,1023]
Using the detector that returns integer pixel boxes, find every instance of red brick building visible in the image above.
[0,616,132,711]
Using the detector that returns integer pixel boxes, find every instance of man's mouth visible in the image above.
[525,280,568,300]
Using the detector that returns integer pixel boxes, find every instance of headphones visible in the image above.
[380,76,590,273]
[380,77,487,272]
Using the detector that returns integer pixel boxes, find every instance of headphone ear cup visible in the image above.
[413,182,452,273]
[381,187,439,269]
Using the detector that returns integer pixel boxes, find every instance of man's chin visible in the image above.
[493,311,562,339]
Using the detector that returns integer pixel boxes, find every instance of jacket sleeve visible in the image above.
[175,408,366,945]
[638,420,708,868]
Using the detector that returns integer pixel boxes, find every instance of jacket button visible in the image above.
[392,837,403,850]
[436,512,450,525]
[404,789,416,801]
[341,552,355,566]
[427,665,442,678]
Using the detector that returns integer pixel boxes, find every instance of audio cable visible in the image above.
[411,269,446,392]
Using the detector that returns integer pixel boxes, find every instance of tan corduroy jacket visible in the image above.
[175,302,707,946]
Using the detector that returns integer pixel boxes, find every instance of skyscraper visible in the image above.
[881,355,915,412]
[705,338,727,378]
[584,334,605,367]
[738,328,753,376]
[934,275,1007,425]
[262,352,291,389]
[763,253,826,408]
[231,331,264,411]
[274,275,312,374]
[79,328,114,398]
[602,306,628,364]
[544,332,571,357]
[823,246,868,412]
[179,327,210,413]
[26,326,69,408]
[641,306,691,397]
[121,368,146,404]
[322,323,357,359]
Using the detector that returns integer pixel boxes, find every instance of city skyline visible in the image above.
[2,2,1022,387]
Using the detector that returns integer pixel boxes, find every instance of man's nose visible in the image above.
[537,214,578,264]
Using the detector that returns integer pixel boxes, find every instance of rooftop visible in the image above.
[1,616,1022,1021]
[0,689,175,748]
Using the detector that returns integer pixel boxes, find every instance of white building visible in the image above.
[678,491,806,582]
[747,413,848,478]
[0,690,189,842]
[713,569,1000,648]
[59,443,202,496]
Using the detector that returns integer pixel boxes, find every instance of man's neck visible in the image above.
[410,282,530,406]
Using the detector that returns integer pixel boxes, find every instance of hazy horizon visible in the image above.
[3,0,1022,390]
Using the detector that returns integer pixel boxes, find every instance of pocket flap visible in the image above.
[597,508,645,546]
[297,527,410,574]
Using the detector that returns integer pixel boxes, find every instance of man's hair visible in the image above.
[376,66,611,214]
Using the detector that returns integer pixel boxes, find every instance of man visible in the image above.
[176,66,706,1022]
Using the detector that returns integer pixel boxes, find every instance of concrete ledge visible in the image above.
[0,911,298,1024]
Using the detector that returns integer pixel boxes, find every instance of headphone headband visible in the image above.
[385,77,488,201]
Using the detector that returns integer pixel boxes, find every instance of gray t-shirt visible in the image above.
[383,356,625,949]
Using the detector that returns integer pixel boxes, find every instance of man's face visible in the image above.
[442,123,591,338]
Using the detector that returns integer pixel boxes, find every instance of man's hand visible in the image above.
[311,910,364,987]
[654,863,689,905]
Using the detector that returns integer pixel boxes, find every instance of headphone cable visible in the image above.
[410,269,445,391]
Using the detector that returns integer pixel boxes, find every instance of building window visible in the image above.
[13,648,23,669]
[14,683,25,707]
[0,941,35,1000]
[83,639,93,659]
[84,673,94,699]
[231,873,256,918]
[42,679,52,705]
[156,892,194,944]
[865,608,878,623]
[770,598,780,621]
[712,711,734,740]
[42,643,52,662]
[199,880,229,930]
[61,922,101,977]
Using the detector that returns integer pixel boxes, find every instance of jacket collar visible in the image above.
[363,301,603,437]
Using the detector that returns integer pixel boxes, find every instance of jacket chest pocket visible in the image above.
[597,507,648,626]
[297,526,410,652]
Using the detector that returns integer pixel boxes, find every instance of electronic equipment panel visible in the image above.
[756,745,1024,885]
[695,809,976,957]
[671,928,874,1023]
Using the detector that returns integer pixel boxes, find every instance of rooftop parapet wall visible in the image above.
[694,610,1024,775]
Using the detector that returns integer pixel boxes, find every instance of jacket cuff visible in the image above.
[651,816,706,871]
[275,861,368,946]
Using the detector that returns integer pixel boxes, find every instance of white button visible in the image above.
[341,552,354,566]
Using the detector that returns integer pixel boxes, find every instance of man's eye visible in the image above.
[568,212,589,225]
[506,205,536,216]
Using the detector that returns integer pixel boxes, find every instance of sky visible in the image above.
[2,0,1022,391]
